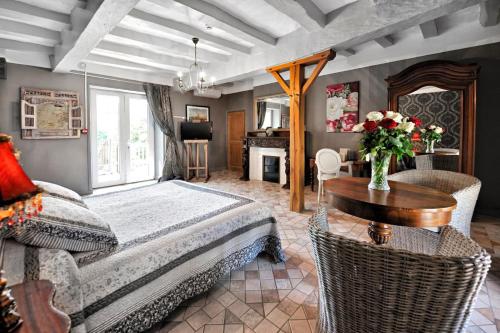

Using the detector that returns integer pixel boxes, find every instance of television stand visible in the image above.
[184,139,209,182]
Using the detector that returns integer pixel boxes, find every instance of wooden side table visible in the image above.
[10,280,71,333]
[185,139,210,182]
[324,177,457,244]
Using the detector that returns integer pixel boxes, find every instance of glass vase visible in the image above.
[425,140,435,153]
[369,153,392,191]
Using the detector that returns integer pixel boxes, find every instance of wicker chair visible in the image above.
[309,208,491,333]
[415,154,459,171]
[387,170,480,236]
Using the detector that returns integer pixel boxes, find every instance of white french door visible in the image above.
[90,88,155,188]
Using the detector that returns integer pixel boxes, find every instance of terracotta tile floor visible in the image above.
[150,170,500,333]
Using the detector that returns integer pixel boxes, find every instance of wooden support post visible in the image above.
[266,49,335,212]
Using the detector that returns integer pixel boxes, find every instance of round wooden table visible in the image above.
[324,177,457,244]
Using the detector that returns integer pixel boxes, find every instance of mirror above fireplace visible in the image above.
[254,94,290,130]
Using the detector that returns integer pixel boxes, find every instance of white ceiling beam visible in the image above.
[479,0,500,26]
[78,62,174,85]
[170,0,276,45]
[84,54,171,72]
[419,20,439,38]
[264,0,325,32]
[0,0,70,31]
[0,38,52,53]
[94,41,192,72]
[128,9,252,54]
[337,48,356,57]
[0,18,60,46]
[53,0,140,72]
[108,27,230,63]
[374,35,394,48]
[210,0,479,82]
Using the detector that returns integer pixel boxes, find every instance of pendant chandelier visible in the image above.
[177,37,215,94]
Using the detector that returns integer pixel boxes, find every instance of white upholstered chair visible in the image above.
[315,149,342,203]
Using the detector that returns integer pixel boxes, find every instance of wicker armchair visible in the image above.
[387,170,480,236]
[415,154,459,171]
[309,208,491,333]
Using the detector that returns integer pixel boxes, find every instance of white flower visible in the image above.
[397,121,415,133]
[384,111,403,123]
[420,129,426,133]
[435,126,443,134]
[366,111,384,121]
[352,123,365,132]
[429,125,436,130]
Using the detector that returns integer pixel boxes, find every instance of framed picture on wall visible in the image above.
[186,105,210,122]
[326,81,359,132]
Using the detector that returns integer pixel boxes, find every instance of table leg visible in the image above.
[368,222,392,245]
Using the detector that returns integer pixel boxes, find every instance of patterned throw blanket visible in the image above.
[24,181,283,333]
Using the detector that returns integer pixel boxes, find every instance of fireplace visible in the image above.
[262,155,280,183]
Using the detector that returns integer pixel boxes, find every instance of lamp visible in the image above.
[176,38,216,94]
[0,133,42,332]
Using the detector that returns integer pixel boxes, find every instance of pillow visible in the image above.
[33,180,87,208]
[1,197,118,252]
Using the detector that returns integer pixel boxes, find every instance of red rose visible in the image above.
[378,109,387,116]
[409,116,422,127]
[363,121,378,132]
[380,118,397,129]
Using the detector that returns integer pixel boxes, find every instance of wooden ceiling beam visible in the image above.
[374,36,394,48]
[0,0,70,31]
[302,56,331,94]
[53,0,140,72]
[0,18,60,46]
[269,71,291,96]
[479,0,500,26]
[266,49,334,73]
[419,20,439,38]
[109,27,230,63]
[0,38,52,53]
[84,54,176,73]
[128,9,252,54]
[171,0,276,45]
[264,0,325,32]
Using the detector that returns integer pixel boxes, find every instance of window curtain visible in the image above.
[143,83,184,181]
[257,101,267,129]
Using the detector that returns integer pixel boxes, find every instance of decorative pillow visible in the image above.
[33,180,87,208]
[1,197,118,252]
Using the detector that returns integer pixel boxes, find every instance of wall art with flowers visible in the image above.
[326,81,359,133]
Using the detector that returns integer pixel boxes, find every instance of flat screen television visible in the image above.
[180,121,213,141]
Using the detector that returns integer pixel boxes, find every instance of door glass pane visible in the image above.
[96,94,121,184]
[128,97,151,182]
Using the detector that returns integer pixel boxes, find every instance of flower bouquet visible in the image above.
[420,125,443,153]
[353,111,421,190]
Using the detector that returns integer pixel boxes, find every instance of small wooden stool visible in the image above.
[185,139,209,182]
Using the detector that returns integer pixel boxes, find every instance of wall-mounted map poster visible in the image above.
[20,87,83,139]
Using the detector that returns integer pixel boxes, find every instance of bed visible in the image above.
[3,180,283,333]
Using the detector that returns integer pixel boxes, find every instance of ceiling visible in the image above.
[0,0,499,93]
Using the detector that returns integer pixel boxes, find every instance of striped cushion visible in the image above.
[1,197,117,252]
[33,180,87,208]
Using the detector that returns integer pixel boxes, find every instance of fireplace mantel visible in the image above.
[240,136,290,188]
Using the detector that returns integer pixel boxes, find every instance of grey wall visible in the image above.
[2,42,499,216]
[0,63,228,195]
[224,42,500,217]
